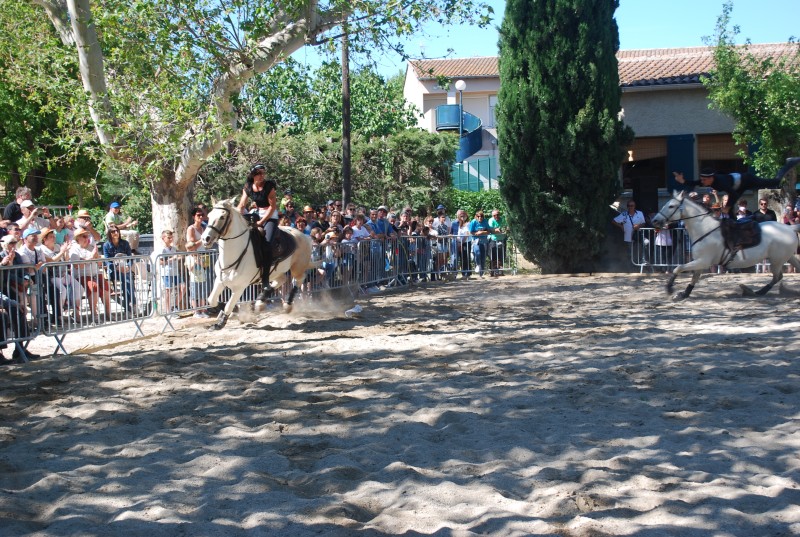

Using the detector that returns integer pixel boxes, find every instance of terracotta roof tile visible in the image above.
[409,43,798,87]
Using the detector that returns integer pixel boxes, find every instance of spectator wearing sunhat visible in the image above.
[75,209,102,245]
[16,200,54,233]
[104,201,140,251]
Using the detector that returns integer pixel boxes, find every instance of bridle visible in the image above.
[656,197,721,247]
[206,205,253,273]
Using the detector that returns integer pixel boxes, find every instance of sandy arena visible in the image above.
[2,273,800,536]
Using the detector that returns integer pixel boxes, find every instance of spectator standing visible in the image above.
[3,187,32,223]
[736,200,752,220]
[343,203,357,226]
[612,200,646,244]
[38,227,81,323]
[16,228,50,324]
[487,209,507,276]
[752,198,778,223]
[185,208,211,318]
[310,208,330,233]
[468,211,492,278]
[103,225,137,315]
[280,189,294,213]
[295,217,310,236]
[453,210,472,279]
[69,228,111,324]
[153,229,186,314]
[435,204,452,230]
[104,201,140,252]
[283,202,298,226]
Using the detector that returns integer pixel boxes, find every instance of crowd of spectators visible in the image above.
[0,184,511,364]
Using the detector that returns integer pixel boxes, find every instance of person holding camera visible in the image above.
[16,200,54,233]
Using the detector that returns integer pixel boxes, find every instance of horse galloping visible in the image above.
[651,190,800,300]
[200,198,315,329]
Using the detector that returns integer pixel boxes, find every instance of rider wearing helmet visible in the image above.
[672,156,800,213]
[238,164,279,302]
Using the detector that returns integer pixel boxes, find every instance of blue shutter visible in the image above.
[667,134,695,192]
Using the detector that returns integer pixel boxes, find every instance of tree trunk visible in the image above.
[151,171,193,250]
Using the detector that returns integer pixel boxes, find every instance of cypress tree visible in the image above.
[497,0,633,273]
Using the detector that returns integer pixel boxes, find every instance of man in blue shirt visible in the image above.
[468,210,493,278]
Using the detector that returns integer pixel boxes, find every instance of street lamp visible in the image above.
[455,79,466,137]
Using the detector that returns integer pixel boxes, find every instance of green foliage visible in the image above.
[0,1,98,196]
[195,127,457,213]
[703,1,800,181]
[438,188,506,219]
[242,60,418,138]
[497,0,633,273]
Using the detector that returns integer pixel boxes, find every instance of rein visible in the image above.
[210,206,255,273]
[658,199,721,247]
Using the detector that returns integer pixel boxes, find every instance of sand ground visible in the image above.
[2,272,800,536]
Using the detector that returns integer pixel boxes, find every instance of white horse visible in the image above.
[651,190,800,300]
[200,198,315,329]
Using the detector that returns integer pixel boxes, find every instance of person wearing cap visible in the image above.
[280,189,294,213]
[16,199,54,233]
[435,204,452,231]
[70,227,111,323]
[0,236,38,362]
[16,227,55,325]
[673,165,788,212]
[74,209,102,245]
[104,201,140,251]
[239,164,280,302]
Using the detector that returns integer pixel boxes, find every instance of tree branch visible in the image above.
[30,0,74,46]
[65,0,118,156]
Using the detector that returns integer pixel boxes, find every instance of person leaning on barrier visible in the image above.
[488,209,507,277]
[70,227,111,324]
[103,225,137,314]
[38,227,81,324]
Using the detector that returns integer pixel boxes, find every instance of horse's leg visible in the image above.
[673,270,702,301]
[211,285,245,330]
[753,264,784,296]
[255,270,281,311]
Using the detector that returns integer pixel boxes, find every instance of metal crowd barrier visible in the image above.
[0,234,518,360]
[631,227,691,273]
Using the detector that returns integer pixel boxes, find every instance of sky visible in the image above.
[290,0,799,79]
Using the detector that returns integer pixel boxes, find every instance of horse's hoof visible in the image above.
[209,322,224,331]
[740,284,756,297]
[672,292,686,302]
[254,300,266,312]
[283,303,293,314]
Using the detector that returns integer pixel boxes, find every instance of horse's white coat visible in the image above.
[200,198,315,327]
[651,190,800,298]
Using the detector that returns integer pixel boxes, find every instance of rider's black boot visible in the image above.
[775,157,800,181]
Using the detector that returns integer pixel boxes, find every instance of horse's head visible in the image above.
[201,197,237,247]
[651,190,687,229]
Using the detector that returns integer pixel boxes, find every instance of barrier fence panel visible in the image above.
[0,264,38,362]
[632,227,691,273]
[0,232,520,360]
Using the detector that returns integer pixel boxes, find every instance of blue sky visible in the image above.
[291,0,799,78]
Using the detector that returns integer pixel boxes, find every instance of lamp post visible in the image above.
[455,79,466,137]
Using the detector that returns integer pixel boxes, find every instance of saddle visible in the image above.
[250,226,297,279]
[719,218,762,257]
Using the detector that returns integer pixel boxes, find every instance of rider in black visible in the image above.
[238,164,279,302]
[673,156,800,212]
